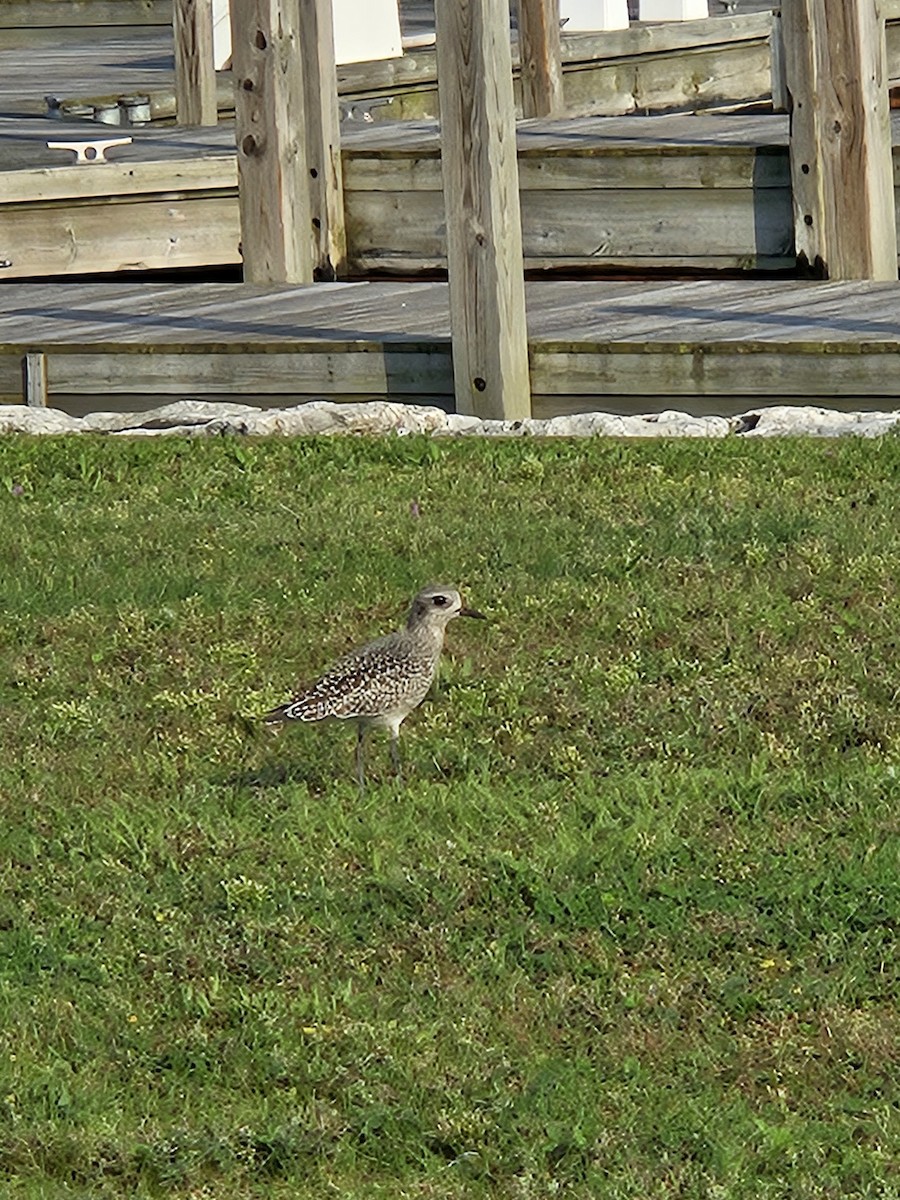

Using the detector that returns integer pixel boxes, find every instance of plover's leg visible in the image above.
[356,725,367,793]
[389,733,401,777]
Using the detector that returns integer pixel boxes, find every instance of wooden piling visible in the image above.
[435,0,532,420]
[230,0,315,282]
[230,0,345,283]
[514,0,564,118]
[782,0,898,279]
[298,0,347,280]
[173,0,218,126]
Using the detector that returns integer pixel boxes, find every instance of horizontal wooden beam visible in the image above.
[0,0,172,27]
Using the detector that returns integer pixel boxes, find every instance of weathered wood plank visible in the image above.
[784,0,898,280]
[0,156,238,204]
[435,0,531,420]
[770,6,787,112]
[174,0,218,126]
[22,340,900,402]
[5,331,900,407]
[334,12,778,90]
[344,184,795,268]
[530,345,900,396]
[1,276,897,341]
[42,347,454,396]
[888,19,900,84]
[0,177,813,277]
[0,196,241,277]
[344,146,793,191]
[0,0,172,27]
[339,109,798,154]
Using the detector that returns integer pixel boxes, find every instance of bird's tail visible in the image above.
[262,694,322,724]
[261,703,292,726]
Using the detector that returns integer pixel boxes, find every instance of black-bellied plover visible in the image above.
[263,584,486,788]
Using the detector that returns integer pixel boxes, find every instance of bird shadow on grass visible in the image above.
[218,759,328,792]
[218,713,336,792]
[219,715,468,793]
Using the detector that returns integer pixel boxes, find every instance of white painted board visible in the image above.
[215,0,403,70]
[332,0,403,63]
[639,0,709,20]
[560,0,629,31]
[213,0,231,70]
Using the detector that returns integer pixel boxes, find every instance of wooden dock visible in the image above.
[3,8,900,281]
[43,13,779,125]
[6,278,900,417]
[0,110,815,278]
[26,10,900,131]
[0,12,790,283]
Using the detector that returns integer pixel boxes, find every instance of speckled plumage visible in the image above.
[264,584,485,787]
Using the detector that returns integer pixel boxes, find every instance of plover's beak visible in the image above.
[459,606,487,620]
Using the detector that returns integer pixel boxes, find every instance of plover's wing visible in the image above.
[263,636,432,724]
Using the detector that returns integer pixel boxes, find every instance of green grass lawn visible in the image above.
[0,433,898,1199]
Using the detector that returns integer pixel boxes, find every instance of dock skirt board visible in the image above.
[3,280,900,416]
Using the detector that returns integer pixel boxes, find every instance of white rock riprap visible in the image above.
[731,406,900,438]
[201,401,452,438]
[1,401,899,439]
[84,399,263,433]
[0,406,83,434]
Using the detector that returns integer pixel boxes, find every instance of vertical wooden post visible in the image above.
[782,0,897,279]
[769,8,788,113]
[230,0,314,283]
[174,0,218,126]
[435,0,532,420]
[230,0,345,283]
[298,0,347,279]
[514,0,564,118]
[23,353,48,407]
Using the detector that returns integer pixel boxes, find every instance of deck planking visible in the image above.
[2,278,900,418]
[0,28,172,114]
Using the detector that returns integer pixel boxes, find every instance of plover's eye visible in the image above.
[433,595,447,606]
